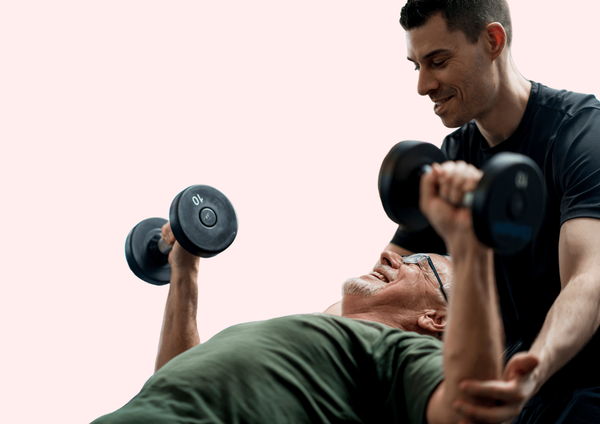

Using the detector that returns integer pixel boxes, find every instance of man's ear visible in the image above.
[417,310,446,337]
[485,22,507,61]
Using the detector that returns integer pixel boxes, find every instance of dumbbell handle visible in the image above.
[147,233,173,261]
[419,164,475,208]
[157,237,173,255]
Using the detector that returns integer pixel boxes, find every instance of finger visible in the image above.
[460,380,524,403]
[504,353,539,380]
[438,161,475,205]
[446,161,468,204]
[455,399,519,424]
[444,162,482,205]
[432,161,446,177]
[161,222,174,245]
[448,163,478,205]
[459,166,483,194]
[437,161,457,201]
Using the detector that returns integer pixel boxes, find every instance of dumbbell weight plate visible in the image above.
[472,153,546,255]
[169,185,238,258]
[125,217,170,285]
[378,140,447,231]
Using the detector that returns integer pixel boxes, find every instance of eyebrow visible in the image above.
[408,260,431,277]
[407,48,452,63]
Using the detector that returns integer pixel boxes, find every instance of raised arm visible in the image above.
[420,162,507,424]
[451,214,600,424]
[154,222,201,372]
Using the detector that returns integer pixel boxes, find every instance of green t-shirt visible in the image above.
[92,314,444,424]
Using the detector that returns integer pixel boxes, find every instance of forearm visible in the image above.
[528,273,600,392]
[439,237,504,418]
[155,268,201,372]
[445,242,503,379]
[528,218,600,391]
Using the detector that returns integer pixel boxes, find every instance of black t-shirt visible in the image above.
[392,81,600,393]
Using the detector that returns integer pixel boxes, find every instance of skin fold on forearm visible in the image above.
[154,268,201,372]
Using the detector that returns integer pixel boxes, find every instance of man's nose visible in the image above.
[380,251,403,269]
[417,68,439,97]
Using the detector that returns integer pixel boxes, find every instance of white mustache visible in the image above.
[373,264,396,279]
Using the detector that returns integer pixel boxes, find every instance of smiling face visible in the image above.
[405,13,497,128]
[342,250,452,308]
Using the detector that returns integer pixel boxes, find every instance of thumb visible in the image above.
[504,353,539,381]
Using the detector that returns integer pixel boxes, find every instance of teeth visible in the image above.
[372,271,388,283]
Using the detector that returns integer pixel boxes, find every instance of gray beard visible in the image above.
[341,277,386,298]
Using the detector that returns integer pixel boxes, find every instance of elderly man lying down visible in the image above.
[92,164,538,424]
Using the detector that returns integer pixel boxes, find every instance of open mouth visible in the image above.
[433,96,454,114]
[370,270,390,283]
[435,96,451,105]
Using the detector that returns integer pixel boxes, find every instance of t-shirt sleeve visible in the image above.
[377,332,444,424]
[390,225,448,255]
[555,108,600,224]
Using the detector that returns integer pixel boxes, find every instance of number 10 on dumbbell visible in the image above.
[125,185,238,285]
[378,140,547,255]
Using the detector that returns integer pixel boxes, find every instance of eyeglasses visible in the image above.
[401,254,448,303]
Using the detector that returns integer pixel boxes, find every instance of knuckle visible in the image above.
[442,162,456,173]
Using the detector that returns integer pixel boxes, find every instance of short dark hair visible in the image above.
[400,0,513,47]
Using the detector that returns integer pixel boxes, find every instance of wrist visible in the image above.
[170,267,199,287]
[527,344,553,394]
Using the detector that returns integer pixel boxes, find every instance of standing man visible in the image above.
[389,1,600,422]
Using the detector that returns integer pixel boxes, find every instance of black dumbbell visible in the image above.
[378,140,546,254]
[125,185,238,285]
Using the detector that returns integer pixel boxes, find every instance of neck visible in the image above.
[343,312,406,329]
[341,299,416,331]
[476,54,531,148]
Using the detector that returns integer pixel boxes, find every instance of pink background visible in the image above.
[2,1,598,422]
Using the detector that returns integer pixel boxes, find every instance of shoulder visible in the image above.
[304,314,444,348]
[533,81,600,119]
[532,83,600,158]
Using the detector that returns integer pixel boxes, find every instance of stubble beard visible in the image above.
[440,50,492,128]
[341,277,386,297]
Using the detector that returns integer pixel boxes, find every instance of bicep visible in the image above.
[558,218,600,289]
[425,382,446,424]
[388,336,446,424]
[555,109,600,223]
[425,381,459,424]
